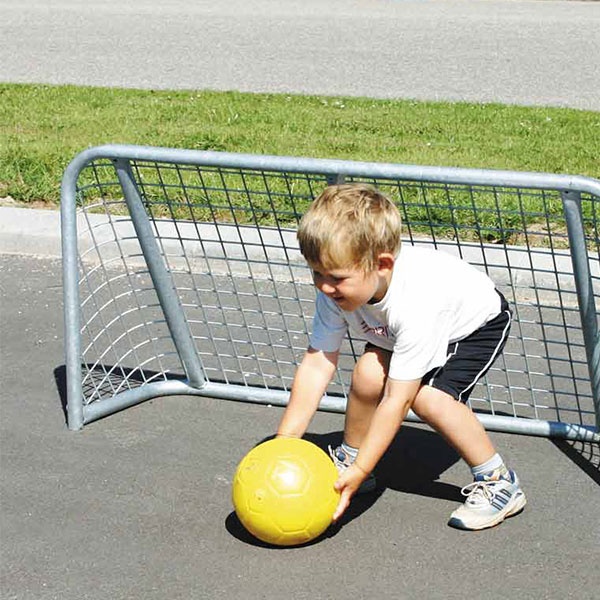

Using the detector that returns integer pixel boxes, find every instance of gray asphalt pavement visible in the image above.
[1,0,599,109]
[1,219,600,600]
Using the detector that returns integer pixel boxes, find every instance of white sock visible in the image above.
[471,453,507,480]
[341,441,359,462]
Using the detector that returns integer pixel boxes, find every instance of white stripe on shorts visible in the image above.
[428,341,460,388]
[457,309,512,402]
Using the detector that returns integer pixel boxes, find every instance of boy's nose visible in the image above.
[319,280,336,295]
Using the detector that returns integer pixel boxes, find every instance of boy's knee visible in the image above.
[350,347,389,401]
[351,363,382,399]
[412,385,458,421]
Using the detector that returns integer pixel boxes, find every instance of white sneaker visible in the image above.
[328,445,377,494]
[448,470,527,530]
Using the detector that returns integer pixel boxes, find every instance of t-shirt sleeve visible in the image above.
[309,292,348,353]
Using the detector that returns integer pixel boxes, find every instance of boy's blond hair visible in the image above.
[297,183,402,272]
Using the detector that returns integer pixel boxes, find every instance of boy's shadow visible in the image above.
[371,425,464,501]
[226,425,462,547]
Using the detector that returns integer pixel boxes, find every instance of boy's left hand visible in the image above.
[332,464,367,521]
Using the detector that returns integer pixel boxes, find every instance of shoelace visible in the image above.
[460,480,503,506]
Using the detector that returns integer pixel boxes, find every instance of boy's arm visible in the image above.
[333,377,420,520]
[276,347,339,439]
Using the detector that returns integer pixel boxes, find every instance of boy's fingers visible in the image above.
[332,492,351,522]
[334,470,350,491]
[332,465,365,520]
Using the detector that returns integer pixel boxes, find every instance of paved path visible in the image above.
[1,256,599,600]
[1,0,599,109]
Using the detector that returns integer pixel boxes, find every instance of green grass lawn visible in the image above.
[1,83,599,204]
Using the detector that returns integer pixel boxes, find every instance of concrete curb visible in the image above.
[0,206,62,258]
[1,206,589,307]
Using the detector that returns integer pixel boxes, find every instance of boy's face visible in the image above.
[309,255,394,312]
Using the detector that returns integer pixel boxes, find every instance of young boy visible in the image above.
[276,183,526,530]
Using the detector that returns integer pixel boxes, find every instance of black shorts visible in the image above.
[421,291,512,403]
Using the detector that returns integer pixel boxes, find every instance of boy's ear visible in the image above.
[376,252,395,272]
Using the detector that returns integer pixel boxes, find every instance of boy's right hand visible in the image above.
[332,464,368,521]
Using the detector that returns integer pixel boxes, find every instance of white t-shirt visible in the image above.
[309,245,501,381]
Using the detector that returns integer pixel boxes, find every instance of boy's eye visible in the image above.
[312,271,344,284]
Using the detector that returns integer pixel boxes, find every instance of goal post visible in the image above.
[61,145,600,441]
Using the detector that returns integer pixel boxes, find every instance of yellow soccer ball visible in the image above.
[232,438,340,546]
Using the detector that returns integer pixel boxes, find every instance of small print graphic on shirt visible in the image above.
[360,320,389,338]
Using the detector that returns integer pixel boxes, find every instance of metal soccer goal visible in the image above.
[60,145,600,441]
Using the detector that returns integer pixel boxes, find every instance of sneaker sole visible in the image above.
[448,491,527,531]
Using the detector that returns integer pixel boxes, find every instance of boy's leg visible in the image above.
[413,386,525,530]
[329,344,390,493]
[411,386,496,468]
[411,300,526,530]
[413,294,511,468]
[343,343,391,448]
